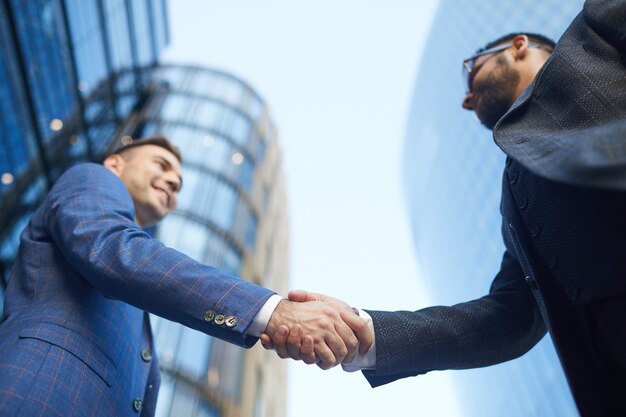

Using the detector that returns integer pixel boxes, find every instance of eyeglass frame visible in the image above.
[462,41,545,93]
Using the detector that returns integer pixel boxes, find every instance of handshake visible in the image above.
[260,290,373,370]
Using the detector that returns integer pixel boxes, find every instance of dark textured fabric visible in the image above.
[0,163,273,416]
[493,0,626,190]
[364,1,626,415]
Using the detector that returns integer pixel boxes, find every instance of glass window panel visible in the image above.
[194,100,221,128]
[176,166,200,211]
[161,94,191,122]
[148,0,168,53]
[129,0,154,66]
[219,78,243,107]
[103,0,133,71]
[152,318,183,365]
[239,157,254,191]
[221,109,250,145]
[176,327,211,377]
[223,245,242,276]
[209,342,244,402]
[64,0,108,97]
[154,373,175,417]
[255,139,267,163]
[246,213,258,249]
[155,67,185,90]
[192,71,217,93]
[10,0,77,141]
[210,182,237,230]
[169,382,198,417]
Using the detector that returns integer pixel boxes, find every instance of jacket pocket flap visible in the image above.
[19,323,116,387]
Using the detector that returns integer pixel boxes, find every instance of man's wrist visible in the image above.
[342,308,376,372]
[247,294,284,337]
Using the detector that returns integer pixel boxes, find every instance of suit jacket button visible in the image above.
[204,310,215,322]
[525,276,538,292]
[133,398,143,412]
[225,316,237,328]
[141,348,152,362]
[509,172,519,185]
[214,314,225,325]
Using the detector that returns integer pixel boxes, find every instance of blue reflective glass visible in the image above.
[64,0,107,97]
[10,0,77,142]
[103,0,133,71]
[211,182,237,230]
[129,0,153,66]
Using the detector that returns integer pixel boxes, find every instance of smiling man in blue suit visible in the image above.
[0,136,371,416]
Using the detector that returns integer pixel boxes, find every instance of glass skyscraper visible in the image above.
[403,1,584,416]
[0,3,289,417]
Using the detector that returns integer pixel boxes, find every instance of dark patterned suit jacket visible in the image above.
[363,1,626,414]
[0,163,273,416]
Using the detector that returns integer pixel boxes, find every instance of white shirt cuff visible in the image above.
[342,308,376,372]
[247,294,284,337]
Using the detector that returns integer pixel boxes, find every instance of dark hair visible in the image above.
[111,135,182,162]
[478,33,556,54]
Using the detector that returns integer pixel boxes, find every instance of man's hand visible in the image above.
[260,290,373,369]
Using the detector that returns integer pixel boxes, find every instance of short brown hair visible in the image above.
[111,135,182,162]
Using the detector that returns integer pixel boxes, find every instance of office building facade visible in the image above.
[0,0,168,317]
[403,1,584,416]
[0,3,289,417]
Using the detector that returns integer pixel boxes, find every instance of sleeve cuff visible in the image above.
[247,294,284,337]
[342,308,377,372]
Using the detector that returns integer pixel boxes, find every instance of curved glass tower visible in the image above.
[110,65,289,417]
[403,1,583,416]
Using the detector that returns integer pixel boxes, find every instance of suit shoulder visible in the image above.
[61,162,113,179]
[57,163,123,189]
[52,163,132,205]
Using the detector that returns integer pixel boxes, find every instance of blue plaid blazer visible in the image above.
[0,163,273,416]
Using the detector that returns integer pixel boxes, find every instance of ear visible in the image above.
[511,34,529,60]
[103,154,125,177]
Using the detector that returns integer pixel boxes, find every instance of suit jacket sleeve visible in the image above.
[44,163,273,348]
[362,250,546,387]
[584,0,626,53]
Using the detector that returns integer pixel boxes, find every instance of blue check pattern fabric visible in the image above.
[0,163,273,416]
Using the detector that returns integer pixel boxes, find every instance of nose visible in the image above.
[462,93,476,110]
[166,177,180,194]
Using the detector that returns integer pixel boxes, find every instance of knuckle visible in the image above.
[347,337,358,350]
[337,347,348,358]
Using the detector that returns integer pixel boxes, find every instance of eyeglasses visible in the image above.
[462,42,512,93]
[462,42,545,93]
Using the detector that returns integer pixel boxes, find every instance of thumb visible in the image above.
[288,289,322,302]
[259,333,274,350]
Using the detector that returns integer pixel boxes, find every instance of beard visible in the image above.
[473,55,520,130]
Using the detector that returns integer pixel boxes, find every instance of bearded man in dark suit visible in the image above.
[265,1,626,415]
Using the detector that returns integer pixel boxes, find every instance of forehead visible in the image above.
[127,144,182,174]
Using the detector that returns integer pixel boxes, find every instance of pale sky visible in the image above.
[163,1,462,416]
